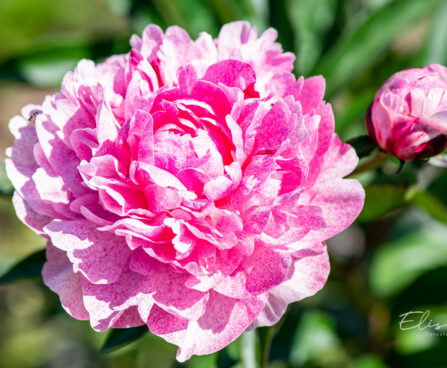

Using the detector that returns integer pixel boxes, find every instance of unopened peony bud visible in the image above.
[367,64,447,162]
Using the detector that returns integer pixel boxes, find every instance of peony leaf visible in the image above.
[187,353,218,368]
[314,0,442,96]
[101,326,148,353]
[288,0,336,76]
[410,191,447,226]
[217,343,238,368]
[0,162,14,197]
[347,135,377,159]
[420,0,447,65]
[370,213,447,297]
[289,310,341,366]
[335,89,376,133]
[428,152,447,167]
[0,249,46,284]
[358,184,407,222]
[350,355,390,368]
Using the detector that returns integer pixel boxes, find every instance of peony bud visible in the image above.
[367,64,447,162]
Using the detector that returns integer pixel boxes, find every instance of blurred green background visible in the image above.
[1,0,447,367]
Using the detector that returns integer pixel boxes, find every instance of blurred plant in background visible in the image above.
[1,0,447,367]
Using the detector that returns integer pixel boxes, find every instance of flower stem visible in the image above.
[258,326,275,368]
[348,152,388,177]
[240,330,257,368]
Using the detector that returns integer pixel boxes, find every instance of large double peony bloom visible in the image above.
[6,22,364,360]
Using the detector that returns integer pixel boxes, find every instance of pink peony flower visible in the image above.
[6,22,364,361]
[367,64,447,162]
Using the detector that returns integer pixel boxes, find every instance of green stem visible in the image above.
[240,330,257,368]
[348,152,388,177]
[259,326,275,368]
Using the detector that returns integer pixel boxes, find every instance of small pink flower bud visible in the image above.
[367,64,447,161]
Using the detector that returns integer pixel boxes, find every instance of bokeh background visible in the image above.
[1,0,447,367]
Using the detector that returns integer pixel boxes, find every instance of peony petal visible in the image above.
[250,249,329,329]
[42,243,90,320]
[44,219,131,284]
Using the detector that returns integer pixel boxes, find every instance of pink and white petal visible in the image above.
[301,178,364,242]
[250,249,329,329]
[81,268,155,331]
[130,248,209,320]
[35,114,86,197]
[202,60,256,91]
[42,243,89,320]
[215,241,291,298]
[175,292,264,361]
[297,76,326,114]
[12,192,52,236]
[110,307,145,328]
[44,219,131,284]
[316,135,360,182]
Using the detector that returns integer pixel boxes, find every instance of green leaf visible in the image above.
[0,249,46,284]
[358,184,407,222]
[0,162,14,197]
[217,346,237,368]
[101,326,148,354]
[0,0,128,63]
[410,191,447,226]
[350,355,390,368]
[289,310,342,366]
[370,216,447,297]
[428,152,447,168]
[334,89,376,133]
[202,0,243,24]
[347,135,377,159]
[420,1,447,65]
[187,353,217,368]
[288,0,336,76]
[395,325,436,355]
[314,0,442,96]
[17,45,88,87]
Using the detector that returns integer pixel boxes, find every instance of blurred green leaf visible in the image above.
[358,184,407,222]
[370,218,447,297]
[395,324,436,355]
[314,0,442,96]
[217,346,237,368]
[187,353,217,368]
[156,0,218,37]
[268,0,295,52]
[19,58,78,87]
[0,0,128,63]
[16,46,88,87]
[0,162,14,197]
[289,310,342,366]
[410,191,447,226]
[151,0,187,29]
[335,89,376,133]
[420,0,447,65]
[350,355,389,368]
[427,168,447,207]
[347,135,377,159]
[101,326,147,354]
[428,152,447,168]
[202,0,243,24]
[289,0,336,76]
[0,249,45,284]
